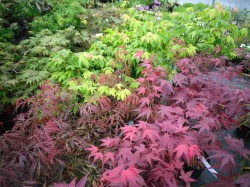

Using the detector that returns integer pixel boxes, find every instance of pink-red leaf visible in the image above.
[209,150,236,170]
[142,128,160,142]
[180,170,196,184]
[104,152,115,164]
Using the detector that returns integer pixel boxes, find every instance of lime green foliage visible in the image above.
[82,3,248,78]
[174,3,248,58]
[0,27,90,107]
[31,0,89,34]
[49,49,136,102]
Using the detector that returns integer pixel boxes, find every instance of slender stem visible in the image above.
[194,18,216,46]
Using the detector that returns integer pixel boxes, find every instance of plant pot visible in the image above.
[183,152,210,180]
[167,7,174,13]
[0,112,15,136]
[236,125,250,138]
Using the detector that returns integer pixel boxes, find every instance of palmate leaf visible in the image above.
[98,86,110,95]
[180,170,196,185]
[186,44,197,56]
[224,135,250,159]
[173,144,190,164]
[193,117,214,134]
[121,125,139,143]
[173,73,189,87]
[116,89,131,101]
[142,128,160,143]
[76,52,89,68]
[104,152,115,164]
[135,106,152,120]
[158,106,184,119]
[102,165,146,187]
[100,137,120,148]
[209,150,236,171]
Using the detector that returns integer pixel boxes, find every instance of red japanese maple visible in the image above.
[87,54,250,187]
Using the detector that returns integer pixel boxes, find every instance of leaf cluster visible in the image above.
[0,26,92,109]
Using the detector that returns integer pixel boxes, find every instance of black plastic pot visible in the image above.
[183,152,210,180]
[184,164,204,180]
[236,125,250,138]
[0,112,15,136]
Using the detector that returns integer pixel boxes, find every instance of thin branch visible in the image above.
[194,18,216,46]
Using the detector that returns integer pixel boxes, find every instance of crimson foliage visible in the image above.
[89,54,250,186]
[0,52,250,187]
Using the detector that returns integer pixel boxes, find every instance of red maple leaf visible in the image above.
[145,152,162,167]
[102,165,146,187]
[136,87,146,95]
[158,106,175,119]
[137,78,146,84]
[135,121,153,130]
[87,145,104,163]
[121,165,140,186]
[135,106,152,120]
[193,117,216,134]
[225,134,250,158]
[186,102,209,119]
[188,145,201,159]
[173,73,189,87]
[75,176,88,187]
[180,170,196,187]
[121,126,138,142]
[101,165,125,183]
[173,117,189,134]
[142,128,160,142]
[117,147,133,162]
[92,152,104,163]
[158,106,183,119]
[171,90,188,105]
[215,45,222,54]
[152,85,162,93]
[134,144,146,154]
[104,152,116,164]
[173,144,191,165]
[209,150,236,171]
[100,137,120,148]
[158,79,174,94]
[139,97,151,108]
[86,145,98,156]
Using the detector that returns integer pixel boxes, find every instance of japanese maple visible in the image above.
[0,52,249,187]
[87,53,250,186]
